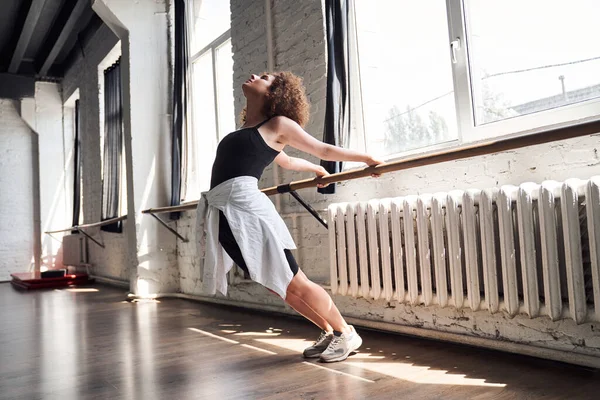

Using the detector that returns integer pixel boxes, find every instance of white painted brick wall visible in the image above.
[61,2,181,290]
[0,83,79,280]
[0,100,35,281]
[94,0,179,294]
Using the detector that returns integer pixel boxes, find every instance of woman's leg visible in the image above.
[286,270,351,334]
[285,290,333,332]
[219,216,339,334]
[265,285,332,331]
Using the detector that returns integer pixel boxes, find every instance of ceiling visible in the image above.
[0,0,105,79]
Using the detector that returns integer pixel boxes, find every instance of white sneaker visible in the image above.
[303,331,334,358]
[319,326,362,363]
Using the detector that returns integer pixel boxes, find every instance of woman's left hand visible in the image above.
[315,166,331,188]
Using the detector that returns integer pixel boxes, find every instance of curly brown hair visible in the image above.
[241,71,310,128]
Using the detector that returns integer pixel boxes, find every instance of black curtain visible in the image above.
[170,0,189,219]
[319,0,352,194]
[101,58,123,233]
[72,99,81,232]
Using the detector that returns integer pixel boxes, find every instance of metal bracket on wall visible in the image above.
[289,190,328,229]
[274,183,328,229]
[150,213,188,242]
[77,228,105,249]
[44,216,128,249]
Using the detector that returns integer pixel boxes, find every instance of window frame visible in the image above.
[450,0,600,144]
[189,28,232,145]
[350,0,600,165]
[190,29,247,279]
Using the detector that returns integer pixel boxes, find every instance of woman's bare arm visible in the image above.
[271,116,381,166]
[274,151,325,173]
[274,151,331,188]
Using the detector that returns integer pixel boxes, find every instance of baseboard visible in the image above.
[91,274,130,289]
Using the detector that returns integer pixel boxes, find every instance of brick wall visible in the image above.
[0,100,35,281]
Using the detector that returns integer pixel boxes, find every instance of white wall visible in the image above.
[0,82,76,281]
[0,100,36,281]
[176,0,600,360]
[93,0,178,294]
[34,83,71,269]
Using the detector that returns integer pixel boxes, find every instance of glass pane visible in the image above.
[190,0,231,53]
[467,0,600,126]
[215,39,236,140]
[355,0,458,158]
[192,51,217,191]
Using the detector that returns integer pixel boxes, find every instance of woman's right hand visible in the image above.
[365,156,384,177]
[366,156,384,167]
[315,166,331,188]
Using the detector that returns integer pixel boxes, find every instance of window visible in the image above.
[185,0,234,199]
[354,0,458,158]
[100,58,125,232]
[353,0,600,159]
[64,90,83,231]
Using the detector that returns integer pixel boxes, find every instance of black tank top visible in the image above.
[210,119,280,189]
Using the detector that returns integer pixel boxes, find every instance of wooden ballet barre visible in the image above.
[45,215,128,234]
[142,202,197,214]
[45,215,128,248]
[75,215,128,230]
[264,118,600,196]
[142,118,600,216]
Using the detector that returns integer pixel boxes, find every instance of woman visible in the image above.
[197,71,382,363]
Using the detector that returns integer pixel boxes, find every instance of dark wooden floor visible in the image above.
[1,283,599,400]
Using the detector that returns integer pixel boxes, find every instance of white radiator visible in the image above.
[328,176,600,324]
[62,233,89,267]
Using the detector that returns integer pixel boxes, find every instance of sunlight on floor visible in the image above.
[345,361,506,387]
[302,362,375,383]
[240,343,277,355]
[189,327,507,388]
[254,337,384,359]
[233,332,281,337]
[220,330,281,336]
[349,353,385,360]
[254,338,314,353]
[218,326,283,337]
[254,337,506,388]
[189,327,239,344]
[61,288,99,293]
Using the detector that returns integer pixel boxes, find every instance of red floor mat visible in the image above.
[10,272,94,290]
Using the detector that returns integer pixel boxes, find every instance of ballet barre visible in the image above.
[45,215,128,248]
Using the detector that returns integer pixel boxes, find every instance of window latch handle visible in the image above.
[450,37,461,64]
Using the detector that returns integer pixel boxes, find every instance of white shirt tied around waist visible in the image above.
[195,176,296,299]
